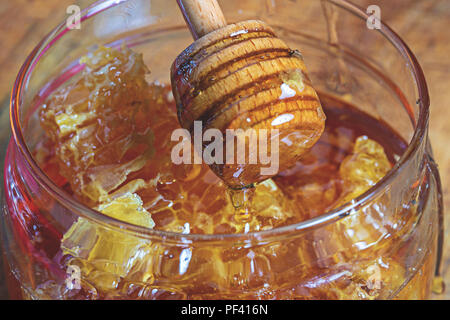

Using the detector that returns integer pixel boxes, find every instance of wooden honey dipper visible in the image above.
[171,0,326,189]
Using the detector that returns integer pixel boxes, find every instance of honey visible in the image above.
[22,46,435,299]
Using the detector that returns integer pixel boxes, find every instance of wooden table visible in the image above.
[0,0,448,299]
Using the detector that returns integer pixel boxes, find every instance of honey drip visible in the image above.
[229,186,256,228]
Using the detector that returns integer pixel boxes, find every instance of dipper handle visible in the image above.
[177,0,227,39]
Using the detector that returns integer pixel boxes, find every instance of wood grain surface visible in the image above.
[0,0,448,299]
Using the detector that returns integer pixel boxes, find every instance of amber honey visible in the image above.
[3,46,438,300]
[36,46,402,235]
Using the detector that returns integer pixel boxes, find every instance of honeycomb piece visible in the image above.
[149,167,300,234]
[39,45,156,206]
[285,257,405,300]
[61,192,153,291]
[305,136,394,269]
[333,135,393,254]
[97,192,155,229]
[338,135,391,204]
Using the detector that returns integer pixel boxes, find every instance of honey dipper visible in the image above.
[171,0,326,189]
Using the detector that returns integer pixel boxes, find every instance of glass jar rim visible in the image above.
[9,0,430,243]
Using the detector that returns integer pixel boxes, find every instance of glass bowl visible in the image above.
[1,0,444,299]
